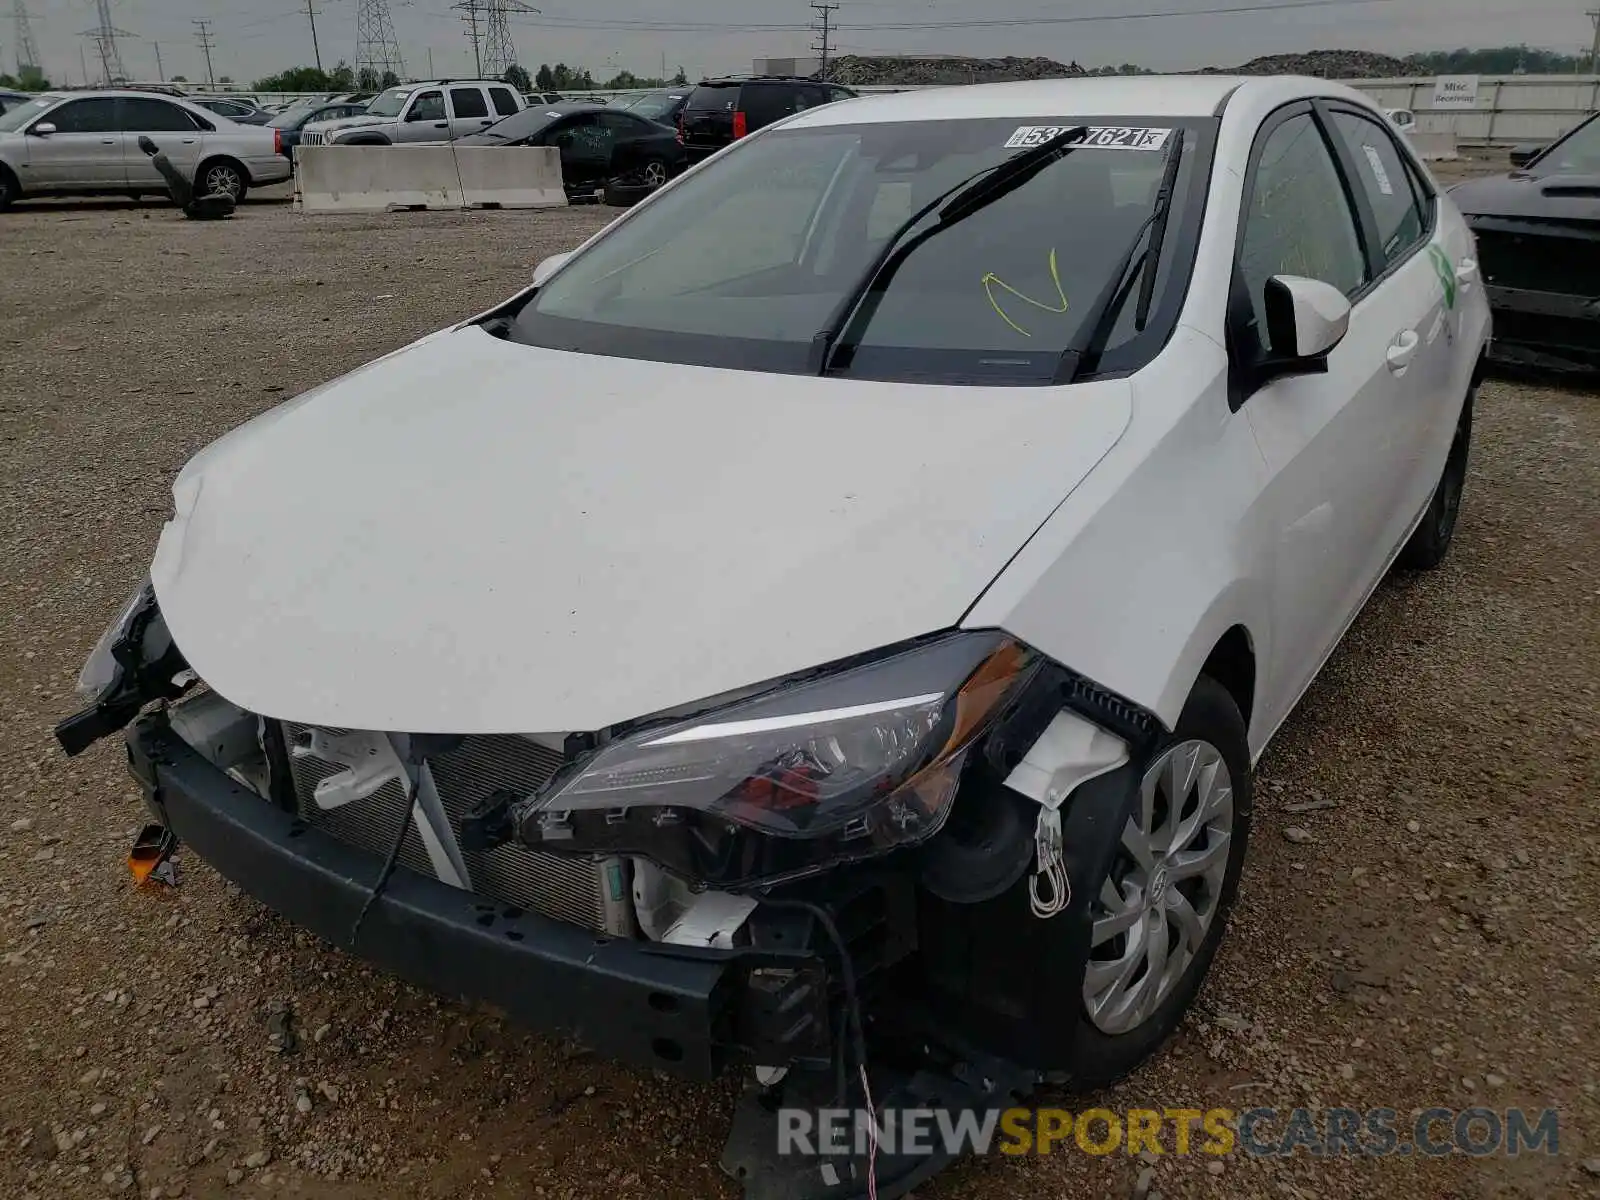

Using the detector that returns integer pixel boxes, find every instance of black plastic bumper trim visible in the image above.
[128,713,732,1080]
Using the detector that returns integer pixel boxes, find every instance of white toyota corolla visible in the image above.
[60,73,1488,1185]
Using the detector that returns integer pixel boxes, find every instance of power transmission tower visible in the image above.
[810,1,839,81]
[305,0,322,71]
[81,0,131,85]
[11,0,41,76]
[356,0,405,83]
[193,18,216,87]
[483,0,538,77]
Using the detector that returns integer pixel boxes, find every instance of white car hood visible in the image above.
[153,327,1132,734]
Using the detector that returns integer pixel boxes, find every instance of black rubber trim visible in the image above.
[128,712,733,1080]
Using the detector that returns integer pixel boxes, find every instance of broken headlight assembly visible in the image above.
[509,632,1041,888]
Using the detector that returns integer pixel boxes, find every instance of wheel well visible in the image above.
[1200,625,1255,728]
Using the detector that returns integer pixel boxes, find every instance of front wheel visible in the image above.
[0,166,19,210]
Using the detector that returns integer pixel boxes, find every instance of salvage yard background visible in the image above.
[1,160,1597,1200]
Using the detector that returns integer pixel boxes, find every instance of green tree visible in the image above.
[329,61,356,90]
[535,63,554,91]
[672,65,688,85]
[380,70,400,88]
[171,75,188,83]
[502,63,532,92]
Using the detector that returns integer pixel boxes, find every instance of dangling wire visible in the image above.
[1029,807,1072,919]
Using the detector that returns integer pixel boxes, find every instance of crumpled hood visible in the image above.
[304,113,391,136]
[153,327,1132,734]
[1451,171,1600,221]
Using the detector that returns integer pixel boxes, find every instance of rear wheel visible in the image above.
[1399,388,1473,571]
[0,165,19,210]
[603,157,671,207]
[198,158,248,202]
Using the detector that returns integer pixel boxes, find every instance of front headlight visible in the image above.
[76,578,159,701]
[516,632,1040,886]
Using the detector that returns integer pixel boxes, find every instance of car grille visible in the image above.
[301,130,325,147]
[283,723,632,935]
[1474,218,1600,296]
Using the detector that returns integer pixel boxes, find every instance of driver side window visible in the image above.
[1237,112,1368,357]
[406,91,445,123]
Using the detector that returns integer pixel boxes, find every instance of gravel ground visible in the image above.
[2,171,1597,1200]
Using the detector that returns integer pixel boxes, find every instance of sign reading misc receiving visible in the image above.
[1430,75,1480,109]
[1004,125,1174,151]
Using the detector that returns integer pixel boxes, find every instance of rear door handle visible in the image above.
[101,138,117,144]
[479,119,492,125]
[1386,329,1420,375]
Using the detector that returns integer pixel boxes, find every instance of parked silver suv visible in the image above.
[0,90,290,208]
[302,80,525,147]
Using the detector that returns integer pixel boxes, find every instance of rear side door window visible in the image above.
[1325,111,1428,268]
[120,98,203,132]
[489,87,519,117]
[449,87,489,119]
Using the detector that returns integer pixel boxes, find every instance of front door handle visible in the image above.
[101,138,117,144]
[1386,329,1420,375]
[1455,256,1479,291]
[433,121,448,129]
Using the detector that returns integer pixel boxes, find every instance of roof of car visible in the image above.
[783,75,1261,128]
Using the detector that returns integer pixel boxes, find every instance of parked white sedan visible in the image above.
[0,89,290,206]
[61,74,1488,1130]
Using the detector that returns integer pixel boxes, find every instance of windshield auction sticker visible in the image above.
[1005,125,1173,151]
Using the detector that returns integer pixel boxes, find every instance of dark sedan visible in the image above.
[1450,111,1600,372]
[609,88,691,126]
[269,100,371,161]
[0,91,37,116]
[192,96,275,126]
[453,102,685,204]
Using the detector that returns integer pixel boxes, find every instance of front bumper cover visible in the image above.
[128,711,755,1079]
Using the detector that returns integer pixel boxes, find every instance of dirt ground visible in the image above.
[1,159,1597,1200]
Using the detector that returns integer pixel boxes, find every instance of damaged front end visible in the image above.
[59,587,1163,1197]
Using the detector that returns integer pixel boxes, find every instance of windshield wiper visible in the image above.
[807,125,1089,374]
[1053,132,1185,384]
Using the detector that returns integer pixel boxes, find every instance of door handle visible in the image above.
[433,122,448,128]
[1386,329,1420,375]
[479,118,492,125]
[181,138,197,145]
[101,138,117,144]
[1455,256,1478,290]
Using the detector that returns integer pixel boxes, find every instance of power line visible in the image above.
[811,1,840,80]
[193,18,216,87]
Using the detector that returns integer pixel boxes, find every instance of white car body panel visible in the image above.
[152,327,1133,734]
[147,74,1491,766]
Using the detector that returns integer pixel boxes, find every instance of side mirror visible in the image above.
[1508,143,1543,168]
[31,121,56,137]
[532,251,574,287]
[1252,275,1350,388]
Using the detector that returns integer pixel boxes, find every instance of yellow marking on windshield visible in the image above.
[981,247,1069,337]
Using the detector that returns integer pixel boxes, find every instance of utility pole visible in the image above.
[1588,9,1600,76]
[11,0,41,78]
[193,18,216,87]
[810,1,839,81]
[154,40,164,80]
[427,46,435,77]
[79,41,89,85]
[453,0,482,77]
[305,0,322,71]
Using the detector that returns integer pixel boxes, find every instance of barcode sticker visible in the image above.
[1004,125,1173,151]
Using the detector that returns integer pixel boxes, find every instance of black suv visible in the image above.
[678,75,855,162]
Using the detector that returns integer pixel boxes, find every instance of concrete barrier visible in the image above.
[1406,130,1460,162]
[295,145,465,212]
[454,146,567,209]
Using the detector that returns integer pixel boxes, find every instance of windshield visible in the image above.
[512,116,1213,384]
[625,92,686,121]
[476,107,571,140]
[364,87,411,118]
[0,94,59,133]
[1535,114,1600,174]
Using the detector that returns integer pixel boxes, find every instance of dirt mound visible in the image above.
[822,54,1086,87]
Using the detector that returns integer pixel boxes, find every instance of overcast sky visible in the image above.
[16,0,1596,88]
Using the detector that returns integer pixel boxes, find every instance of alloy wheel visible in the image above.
[641,160,669,188]
[205,164,244,199]
[1083,739,1235,1035]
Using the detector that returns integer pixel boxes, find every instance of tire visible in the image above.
[0,165,19,210]
[1056,675,1253,1090]
[1398,387,1473,571]
[198,158,248,202]
[602,157,670,207]
[915,675,1253,1089]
